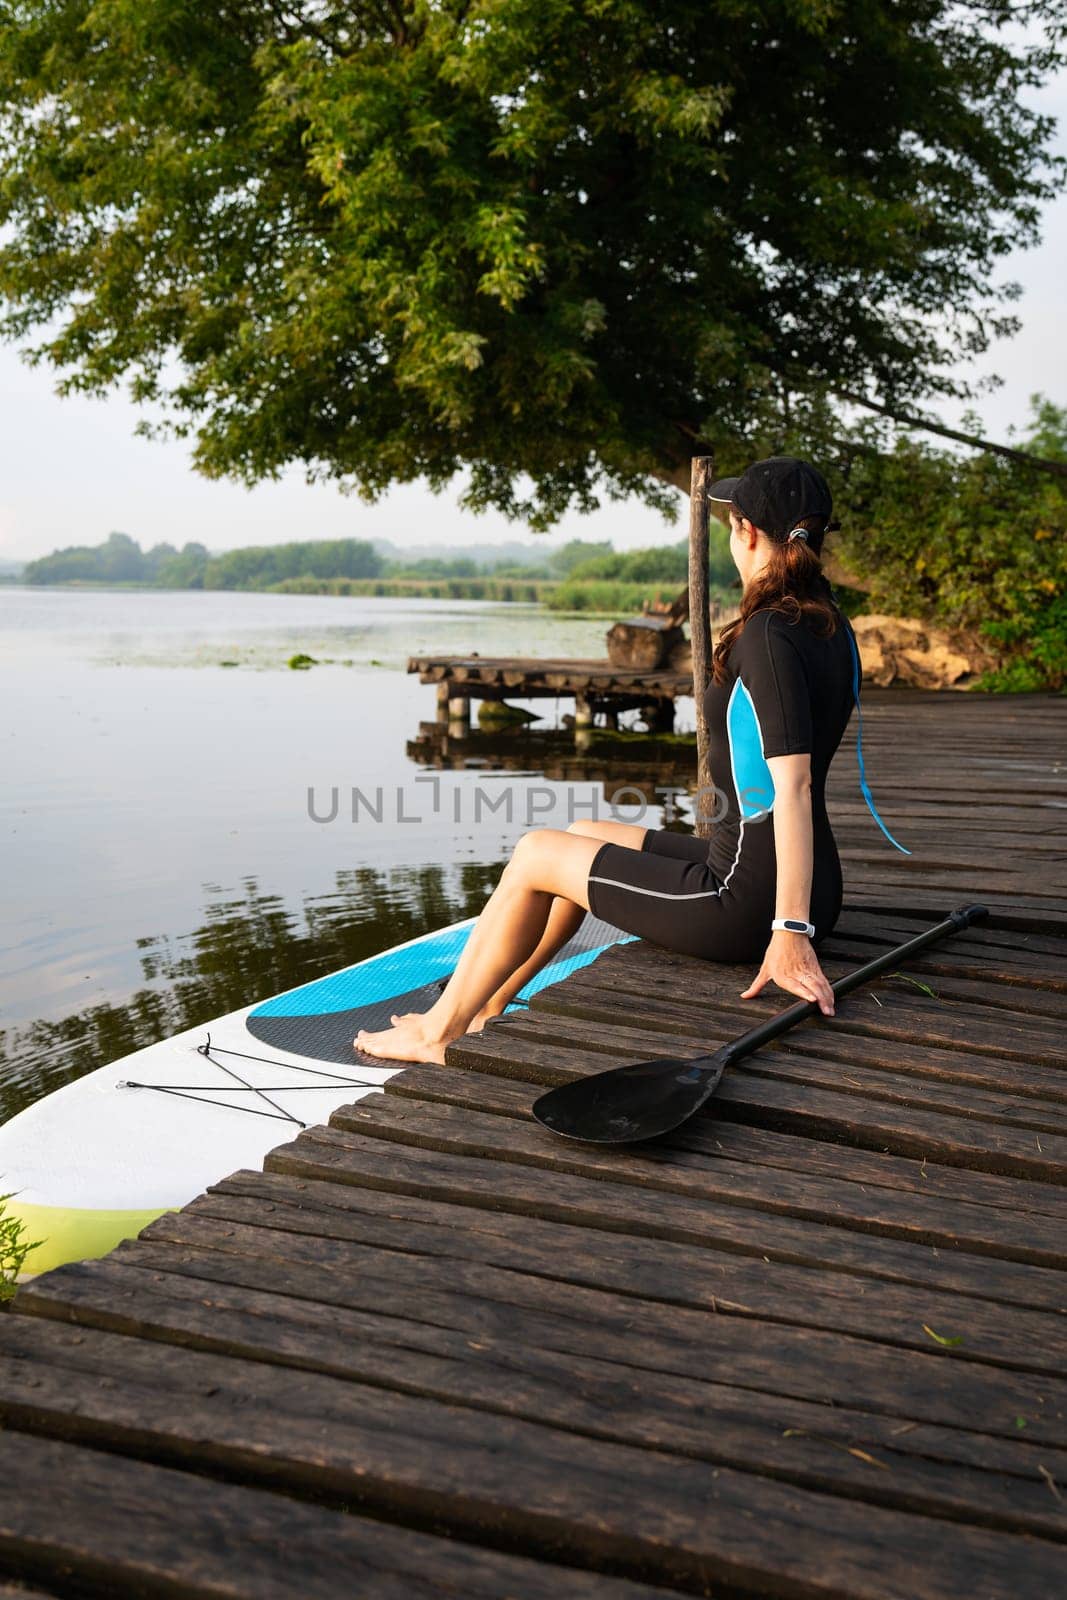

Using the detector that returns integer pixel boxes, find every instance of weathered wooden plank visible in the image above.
[330,1093,1067,1274]
[24,1248,1063,1509]
[387,1064,1067,1220]
[559,949,1067,1066]
[23,1236,1067,1435]
[534,973,1067,1103]
[700,1074,1063,1182]
[737,1052,1064,1135]
[122,1197,1067,1381]
[842,889,1067,932]
[505,992,1067,1120]
[160,1183,1066,1365]
[7,1271,1065,1543]
[590,930,1067,1021]
[839,886,1066,915]
[841,868,1065,897]
[812,959,1067,1016]
[832,831,1066,858]
[831,809,1062,837]
[448,1026,1067,1184]
[671,927,1067,992]
[0,1430,657,1600]
[1,1319,1063,1600]
[622,932,1067,1019]
[262,1125,1067,1311]
[620,919,1067,997]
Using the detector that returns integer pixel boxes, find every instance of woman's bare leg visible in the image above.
[469,818,649,1023]
[354,822,643,1065]
[468,893,586,1027]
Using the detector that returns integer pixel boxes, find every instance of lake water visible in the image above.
[1,587,696,1120]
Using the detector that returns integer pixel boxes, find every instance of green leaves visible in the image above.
[1,1192,40,1299]
[922,1324,965,1348]
[469,203,544,309]
[830,395,1067,690]
[0,1,1063,527]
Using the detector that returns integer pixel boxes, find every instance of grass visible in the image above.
[270,575,556,602]
[886,970,939,999]
[922,1323,964,1347]
[1,1193,40,1302]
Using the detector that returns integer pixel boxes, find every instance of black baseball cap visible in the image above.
[708,456,833,539]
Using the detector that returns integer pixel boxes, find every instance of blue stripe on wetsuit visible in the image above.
[727,679,775,821]
[845,624,911,855]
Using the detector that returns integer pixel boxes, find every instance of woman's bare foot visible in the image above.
[354,1010,454,1065]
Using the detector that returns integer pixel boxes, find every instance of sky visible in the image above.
[1,58,1064,565]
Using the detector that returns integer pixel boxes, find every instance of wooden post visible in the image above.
[447,692,470,726]
[688,455,715,837]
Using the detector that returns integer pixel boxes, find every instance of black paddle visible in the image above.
[532,903,989,1145]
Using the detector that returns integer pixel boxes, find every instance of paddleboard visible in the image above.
[1,912,632,1277]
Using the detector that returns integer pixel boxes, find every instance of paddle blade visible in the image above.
[531,1052,726,1144]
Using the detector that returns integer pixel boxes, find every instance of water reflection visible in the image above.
[3,724,702,1124]
[408,722,699,816]
[0,863,501,1123]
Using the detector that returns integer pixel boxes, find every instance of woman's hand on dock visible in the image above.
[739,933,836,1016]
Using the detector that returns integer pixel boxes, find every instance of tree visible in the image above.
[23,530,147,584]
[833,395,1067,690]
[156,542,210,588]
[0,2,1063,527]
[202,536,382,587]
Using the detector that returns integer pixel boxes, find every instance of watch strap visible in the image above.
[771,917,816,936]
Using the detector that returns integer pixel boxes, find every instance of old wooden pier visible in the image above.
[0,690,1064,1597]
[409,650,693,730]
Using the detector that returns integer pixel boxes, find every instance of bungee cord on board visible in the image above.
[118,1032,384,1127]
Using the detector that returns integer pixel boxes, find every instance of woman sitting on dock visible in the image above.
[357,457,852,1064]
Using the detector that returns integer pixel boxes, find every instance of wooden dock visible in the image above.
[408,651,693,729]
[1,690,1065,1597]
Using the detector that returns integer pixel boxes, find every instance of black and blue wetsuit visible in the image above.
[586,584,861,963]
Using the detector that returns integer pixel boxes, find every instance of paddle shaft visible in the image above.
[716,902,988,1070]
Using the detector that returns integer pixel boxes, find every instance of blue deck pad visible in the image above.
[509,935,637,1007]
[246,915,635,1066]
[251,922,476,1019]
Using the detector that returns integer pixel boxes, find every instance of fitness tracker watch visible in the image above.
[771,917,816,937]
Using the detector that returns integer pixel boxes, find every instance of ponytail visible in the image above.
[711,505,839,685]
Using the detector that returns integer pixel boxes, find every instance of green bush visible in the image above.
[834,397,1067,691]
[204,538,382,589]
[545,579,657,613]
[545,578,734,615]
[974,594,1067,692]
[561,533,735,590]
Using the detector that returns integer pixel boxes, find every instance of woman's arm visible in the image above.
[739,752,836,1015]
[768,753,817,924]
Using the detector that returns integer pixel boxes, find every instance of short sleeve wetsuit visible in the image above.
[586,581,857,962]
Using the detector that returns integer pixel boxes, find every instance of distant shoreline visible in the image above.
[6,575,733,616]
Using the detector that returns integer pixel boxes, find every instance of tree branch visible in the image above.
[832,388,1067,481]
